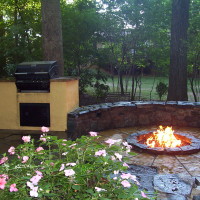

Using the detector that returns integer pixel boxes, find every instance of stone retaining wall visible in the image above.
[67,101,200,139]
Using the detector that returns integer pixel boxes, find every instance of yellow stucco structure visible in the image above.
[0,77,79,131]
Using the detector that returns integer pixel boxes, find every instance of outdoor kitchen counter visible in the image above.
[0,78,15,82]
[0,77,79,131]
[0,76,79,82]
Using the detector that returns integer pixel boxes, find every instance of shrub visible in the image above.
[156,81,168,100]
[0,128,153,200]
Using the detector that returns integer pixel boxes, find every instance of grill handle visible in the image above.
[15,72,49,75]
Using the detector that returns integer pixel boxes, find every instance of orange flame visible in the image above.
[146,126,181,148]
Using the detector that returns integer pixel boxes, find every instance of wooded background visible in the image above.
[0,0,199,101]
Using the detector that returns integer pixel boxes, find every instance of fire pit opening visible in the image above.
[127,126,200,155]
[139,126,191,148]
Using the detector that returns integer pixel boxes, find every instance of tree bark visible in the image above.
[0,14,6,77]
[167,0,190,101]
[41,0,64,76]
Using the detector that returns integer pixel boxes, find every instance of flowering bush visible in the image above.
[0,127,154,199]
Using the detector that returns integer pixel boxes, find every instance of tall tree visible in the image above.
[167,0,190,101]
[0,13,6,77]
[41,0,64,76]
[0,0,41,76]
[62,0,100,76]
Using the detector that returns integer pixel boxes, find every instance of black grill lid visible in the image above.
[14,61,58,91]
[15,61,57,76]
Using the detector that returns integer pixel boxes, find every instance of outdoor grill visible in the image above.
[14,61,58,92]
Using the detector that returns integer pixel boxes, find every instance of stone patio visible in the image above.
[98,126,200,200]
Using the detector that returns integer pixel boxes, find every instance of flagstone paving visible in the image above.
[98,126,200,200]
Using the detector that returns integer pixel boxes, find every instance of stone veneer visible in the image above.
[67,101,200,140]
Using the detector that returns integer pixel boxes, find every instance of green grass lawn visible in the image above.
[106,76,169,101]
[86,75,198,102]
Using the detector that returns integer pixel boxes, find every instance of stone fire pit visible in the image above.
[126,130,200,155]
[67,101,200,199]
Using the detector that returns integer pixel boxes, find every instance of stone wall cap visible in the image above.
[51,76,79,82]
[177,101,195,106]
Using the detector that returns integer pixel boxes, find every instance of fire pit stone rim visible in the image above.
[127,129,200,155]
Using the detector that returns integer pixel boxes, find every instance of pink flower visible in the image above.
[111,156,116,160]
[0,157,8,165]
[122,142,132,149]
[121,180,131,188]
[141,191,148,198]
[8,146,15,155]
[124,142,132,153]
[105,139,121,146]
[40,134,47,142]
[120,173,138,183]
[30,186,38,197]
[27,181,34,190]
[50,162,54,166]
[22,136,31,143]
[89,131,98,136]
[123,162,129,168]
[69,143,76,148]
[122,142,128,146]
[41,126,49,133]
[121,173,132,179]
[0,178,7,189]
[59,164,65,171]
[126,148,131,153]
[35,171,43,177]
[62,139,67,145]
[130,175,137,182]
[30,175,42,185]
[0,174,8,180]
[36,147,44,152]
[95,150,107,157]
[22,156,29,163]
[114,153,122,161]
[95,187,107,192]
[66,163,76,167]
[64,169,75,177]
[10,183,18,192]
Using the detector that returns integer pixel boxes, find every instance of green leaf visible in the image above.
[86,189,94,195]
[43,193,58,197]
[118,193,130,199]
[21,176,31,180]
[128,152,137,156]
[72,184,81,190]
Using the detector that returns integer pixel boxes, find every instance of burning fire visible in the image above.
[146,126,182,148]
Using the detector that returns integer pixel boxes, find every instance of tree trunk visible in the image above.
[41,0,64,76]
[119,70,124,95]
[167,0,190,101]
[0,14,6,77]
